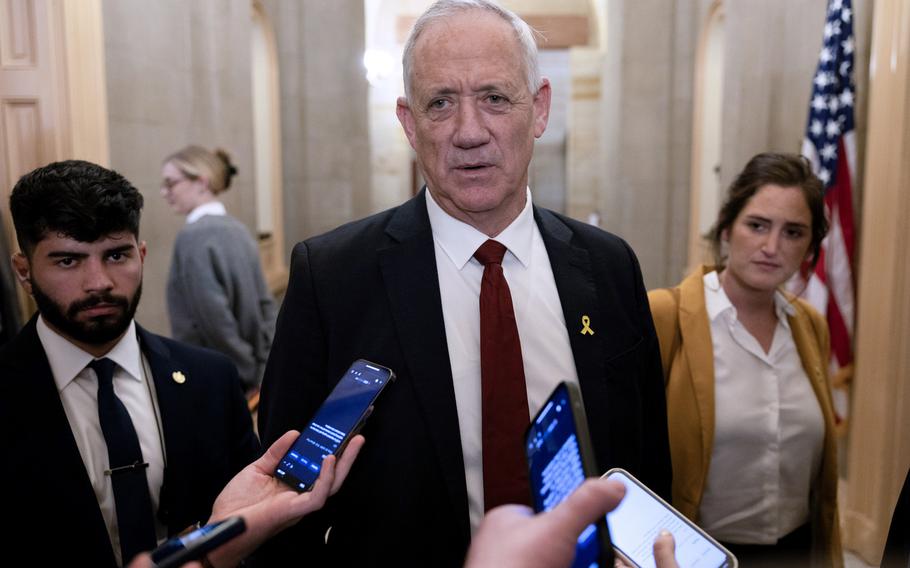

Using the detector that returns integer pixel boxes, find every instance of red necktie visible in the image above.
[474,239,531,510]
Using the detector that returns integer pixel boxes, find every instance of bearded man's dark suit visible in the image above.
[257,189,671,566]
[0,317,260,567]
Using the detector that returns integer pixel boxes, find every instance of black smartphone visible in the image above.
[150,516,245,568]
[604,468,738,568]
[525,381,614,568]
[275,359,395,492]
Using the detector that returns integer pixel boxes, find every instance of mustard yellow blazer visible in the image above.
[648,266,842,567]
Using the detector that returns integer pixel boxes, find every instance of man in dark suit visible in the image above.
[0,160,259,567]
[257,1,671,565]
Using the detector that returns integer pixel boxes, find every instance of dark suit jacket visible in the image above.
[883,468,910,568]
[257,190,671,566]
[0,317,260,567]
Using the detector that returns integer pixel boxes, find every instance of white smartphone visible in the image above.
[603,468,737,568]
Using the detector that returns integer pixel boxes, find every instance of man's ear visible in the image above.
[138,241,147,263]
[396,97,418,150]
[532,79,552,139]
[11,252,33,295]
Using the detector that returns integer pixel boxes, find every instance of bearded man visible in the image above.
[0,160,259,567]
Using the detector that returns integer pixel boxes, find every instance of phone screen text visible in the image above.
[275,361,390,491]
[526,384,602,568]
[606,471,731,568]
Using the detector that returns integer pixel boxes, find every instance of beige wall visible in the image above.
[598,0,871,289]
[101,0,369,335]
[102,0,258,336]
[600,0,702,289]
[263,0,370,253]
[842,0,910,560]
[719,0,871,195]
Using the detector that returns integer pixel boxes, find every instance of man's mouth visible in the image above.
[79,303,121,316]
[455,163,492,171]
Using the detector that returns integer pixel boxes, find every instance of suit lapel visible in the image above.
[7,318,115,562]
[534,208,606,387]
[136,326,194,531]
[378,190,469,529]
[534,208,617,469]
[788,305,837,434]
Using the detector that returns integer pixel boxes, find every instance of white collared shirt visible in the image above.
[186,200,226,224]
[426,188,579,532]
[698,271,824,544]
[37,317,167,564]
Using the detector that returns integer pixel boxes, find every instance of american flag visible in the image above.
[793,0,857,424]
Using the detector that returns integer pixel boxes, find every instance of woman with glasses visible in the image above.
[161,145,276,393]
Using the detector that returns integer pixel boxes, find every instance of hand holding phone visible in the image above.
[275,359,395,492]
[149,517,245,568]
[525,381,614,568]
[604,468,737,568]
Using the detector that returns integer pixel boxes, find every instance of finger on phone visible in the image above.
[261,430,301,471]
[330,434,365,493]
[653,530,679,568]
[547,478,625,537]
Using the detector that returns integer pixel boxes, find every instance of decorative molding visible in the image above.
[1,99,41,189]
[687,0,725,272]
[842,0,910,563]
[60,0,109,165]
[0,0,37,68]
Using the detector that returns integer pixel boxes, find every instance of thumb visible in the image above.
[652,530,680,568]
[545,478,625,538]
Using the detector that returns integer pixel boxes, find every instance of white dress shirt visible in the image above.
[186,200,226,224]
[37,317,167,564]
[426,188,579,532]
[698,271,824,544]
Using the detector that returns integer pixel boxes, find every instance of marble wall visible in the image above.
[102,0,370,334]
[599,0,871,289]
[103,0,257,335]
[263,0,370,253]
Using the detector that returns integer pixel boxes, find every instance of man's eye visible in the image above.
[488,94,506,104]
[57,258,76,267]
[430,99,449,110]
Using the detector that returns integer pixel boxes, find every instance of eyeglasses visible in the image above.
[161,177,189,192]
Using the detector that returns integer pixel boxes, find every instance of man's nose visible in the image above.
[83,258,115,292]
[452,100,490,148]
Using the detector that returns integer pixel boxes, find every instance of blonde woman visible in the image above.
[161,146,276,392]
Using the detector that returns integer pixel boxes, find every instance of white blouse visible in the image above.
[698,271,825,544]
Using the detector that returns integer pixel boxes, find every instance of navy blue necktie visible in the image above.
[90,357,157,564]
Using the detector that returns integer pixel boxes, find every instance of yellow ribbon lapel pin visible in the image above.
[580,315,595,336]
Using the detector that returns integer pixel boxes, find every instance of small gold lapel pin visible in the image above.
[172,371,187,384]
[580,315,595,336]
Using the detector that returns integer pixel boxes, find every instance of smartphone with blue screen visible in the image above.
[150,516,245,568]
[525,381,614,568]
[604,468,737,568]
[275,359,395,492]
